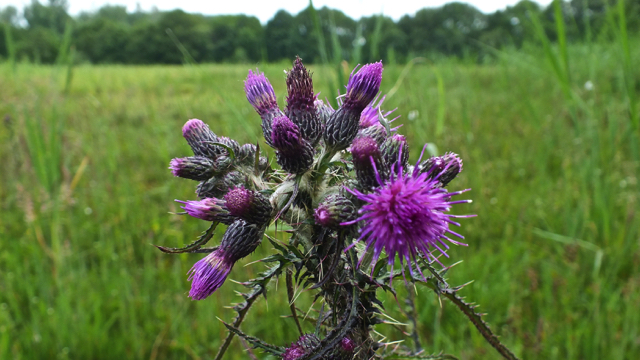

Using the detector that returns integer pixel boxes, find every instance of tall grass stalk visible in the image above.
[166,28,197,65]
[3,22,16,71]
[369,15,384,61]
[308,0,339,107]
[55,21,74,66]
[613,0,639,162]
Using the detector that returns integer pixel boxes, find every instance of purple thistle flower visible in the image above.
[345,62,383,111]
[188,219,264,300]
[187,250,233,300]
[223,186,273,225]
[169,156,215,181]
[272,115,302,152]
[351,135,387,190]
[244,69,284,148]
[342,148,474,277]
[244,69,277,114]
[271,115,315,174]
[324,62,384,151]
[175,198,234,224]
[286,57,321,144]
[359,94,397,129]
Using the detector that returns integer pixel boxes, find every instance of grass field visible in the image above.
[1,40,639,359]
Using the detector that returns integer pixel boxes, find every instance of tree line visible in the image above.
[0,0,638,65]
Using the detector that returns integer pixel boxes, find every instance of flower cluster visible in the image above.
[161,56,474,359]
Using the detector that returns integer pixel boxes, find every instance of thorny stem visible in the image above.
[441,290,520,360]
[422,261,520,360]
[287,268,304,336]
[213,288,261,360]
[404,282,423,353]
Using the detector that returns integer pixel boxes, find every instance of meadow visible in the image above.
[1,39,639,359]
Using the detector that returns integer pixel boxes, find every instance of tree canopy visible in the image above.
[0,0,637,64]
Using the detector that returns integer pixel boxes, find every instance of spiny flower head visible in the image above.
[343,149,473,276]
[286,57,316,112]
[169,156,215,181]
[244,69,284,148]
[419,152,464,187]
[351,135,387,190]
[188,219,264,300]
[271,115,302,153]
[271,115,315,174]
[223,186,272,225]
[182,119,221,159]
[187,250,233,300]
[175,198,234,225]
[323,62,384,151]
[345,61,383,111]
[351,136,381,168]
[286,57,321,144]
[244,69,277,115]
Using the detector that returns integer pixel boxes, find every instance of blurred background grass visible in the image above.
[1,1,640,359]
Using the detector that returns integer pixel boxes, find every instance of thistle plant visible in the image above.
[158,57,520,360]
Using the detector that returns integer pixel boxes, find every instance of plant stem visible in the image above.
[287,268,304,336]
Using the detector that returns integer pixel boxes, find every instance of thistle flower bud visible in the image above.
[175,198,235,225]
[282,334,320,360]
[380,134,409,170]
[324,62,383,151]
[221,219,264,261]
[271,116,314,174]
[244,69,284,148]
[286,57,321,144]
[196,171,245,199]
[345,62,383,110]
[182,119,229,159]
[224,186,273,226]
[314,194,357,230]
[439,152,463,186]
[315,99,334,126]
[169,156,216,181]
[351,135,387,190]
[418,152,463,187]
[356,123,388,145]
[188,219,263,300]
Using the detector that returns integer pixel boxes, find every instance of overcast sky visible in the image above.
[3,0,553,23]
